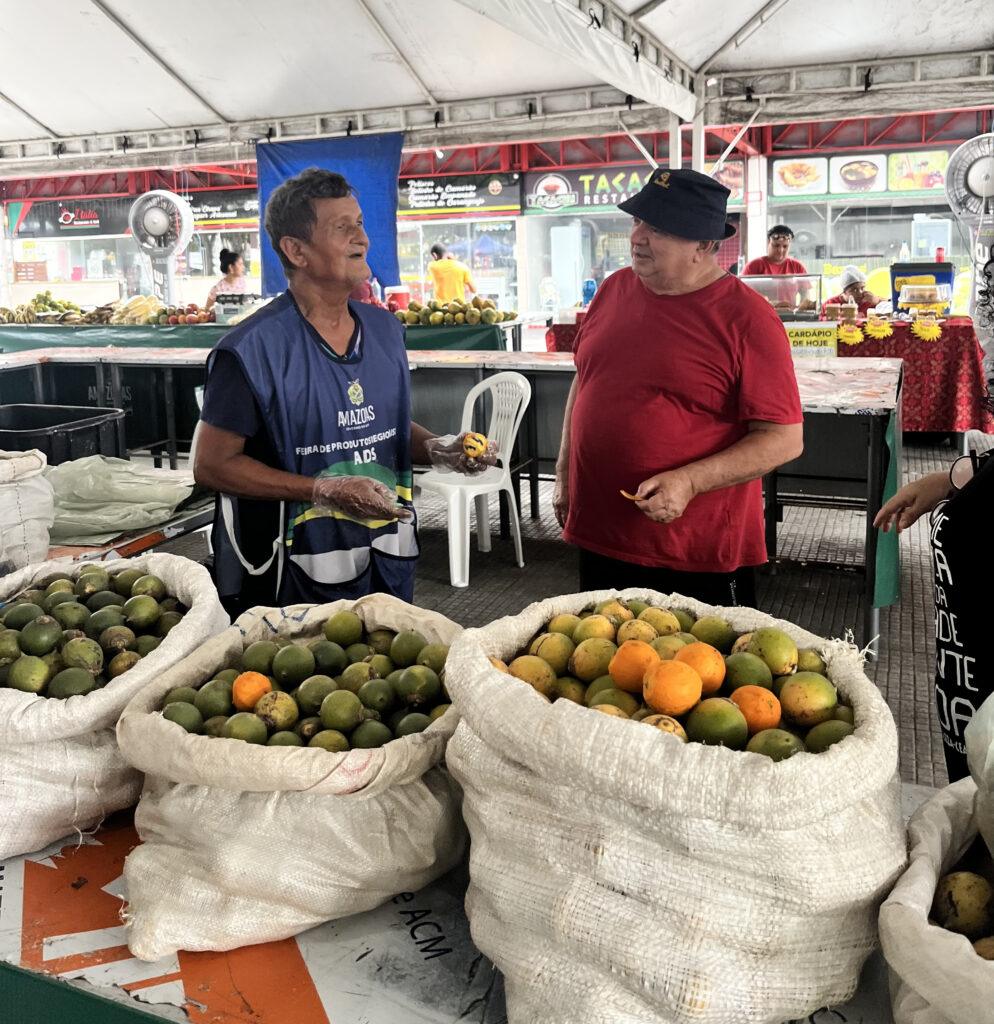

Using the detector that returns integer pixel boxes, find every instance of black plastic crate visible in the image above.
[0,405,125,465]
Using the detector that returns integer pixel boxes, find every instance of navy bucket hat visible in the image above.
[618,167,736,240]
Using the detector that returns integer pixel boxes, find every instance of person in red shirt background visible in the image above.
[743,225,807,277]
[553,169,804,608]
[821,265,882,317]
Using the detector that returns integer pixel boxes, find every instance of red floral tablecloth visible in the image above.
[838,318,993,433]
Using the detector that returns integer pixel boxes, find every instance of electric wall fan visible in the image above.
[127,190,194,304]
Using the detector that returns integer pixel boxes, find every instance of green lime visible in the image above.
[221,712,268,744]
[395,712,432,737]
[267,730,304,746]
[162,702,204,733]
[323,610,364,646]
[272,644,315,687]
[319,689,364,732]
[163,686,199,706]
[351,720,393,748]
[296,674,338,716]
[308,729,350,752]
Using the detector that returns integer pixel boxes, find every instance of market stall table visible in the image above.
[836,317,993,437]
[0,323,224,352]
[0,786,936,1023]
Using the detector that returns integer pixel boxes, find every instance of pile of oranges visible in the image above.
[497,597,854,761]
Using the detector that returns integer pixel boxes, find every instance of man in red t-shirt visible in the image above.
[553,169,804,607]
[743,225,810,307]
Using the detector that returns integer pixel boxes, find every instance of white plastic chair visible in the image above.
[419,371,532,587]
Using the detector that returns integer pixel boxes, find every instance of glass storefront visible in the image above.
[397,218,518,308]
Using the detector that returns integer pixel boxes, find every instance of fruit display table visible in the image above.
[835,317,993,435]
[0,786,938,1023]
[0,324,226,353]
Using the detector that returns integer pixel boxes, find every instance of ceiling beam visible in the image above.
[354,0,437,106]
[0,90,59,139]
[699,0,792,74]
[0,84,661,176]
[630,0,670,18]
[708,49,994,123]
[89,0,230,125]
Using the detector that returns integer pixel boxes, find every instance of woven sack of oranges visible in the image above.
[117,594,464,961]
[444,588,907,1024]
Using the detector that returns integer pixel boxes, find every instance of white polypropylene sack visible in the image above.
[0,554,228,860]
[444,589,907,1024]
[118,594,466,961]
[879,777,994,1024]
[0,449,54,573]
[964,690,994,862]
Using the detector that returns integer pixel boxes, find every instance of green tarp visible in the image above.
[0,322,506,354]
[0,324,224,352]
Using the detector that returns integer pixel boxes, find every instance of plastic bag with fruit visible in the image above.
[443,588,906,1024]
[880,776,994,1024]
[117,593,465,961]
[0,554,228,860]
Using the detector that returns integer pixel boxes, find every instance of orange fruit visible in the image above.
[729,685,782,735]
[232,670,272,712]
[673,642,726,696]
[608,639,660,694]
[643,660,702,717]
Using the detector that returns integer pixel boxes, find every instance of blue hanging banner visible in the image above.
[255,133,403,297]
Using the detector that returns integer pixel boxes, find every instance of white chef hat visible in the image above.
[840,265,866,290]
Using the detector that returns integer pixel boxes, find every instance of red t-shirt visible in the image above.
[563,268,803,573]
[742,256,808,276]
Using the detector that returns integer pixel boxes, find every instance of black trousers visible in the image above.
[577,547,758,609]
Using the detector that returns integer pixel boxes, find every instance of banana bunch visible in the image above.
[7,304,39,324]
[110,294,161,325]
[0,307,15,324]
[79,303,118,325]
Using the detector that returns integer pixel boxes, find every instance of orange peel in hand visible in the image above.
[620,489,639,501]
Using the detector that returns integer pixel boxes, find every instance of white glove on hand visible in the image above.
[311,476,412,524]
[425,432,499,475]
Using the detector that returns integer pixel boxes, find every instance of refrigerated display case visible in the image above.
[740,274,822,319]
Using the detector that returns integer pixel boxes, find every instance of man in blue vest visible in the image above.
[194,167,492,612]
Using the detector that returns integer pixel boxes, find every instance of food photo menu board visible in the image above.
[771,149,951,202]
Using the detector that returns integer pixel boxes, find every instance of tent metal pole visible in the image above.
[668,111,682,169]
[708,107,762,175]
[617,117,659,169]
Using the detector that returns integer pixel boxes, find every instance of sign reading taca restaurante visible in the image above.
[523,161,745,215]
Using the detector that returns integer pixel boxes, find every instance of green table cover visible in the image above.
[0,321,506,354]
[0,324,225,351]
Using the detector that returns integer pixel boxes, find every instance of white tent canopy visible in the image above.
[0,0,991,175]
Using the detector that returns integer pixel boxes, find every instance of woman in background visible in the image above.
[205,249,247,310]
[873,244,994,781]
